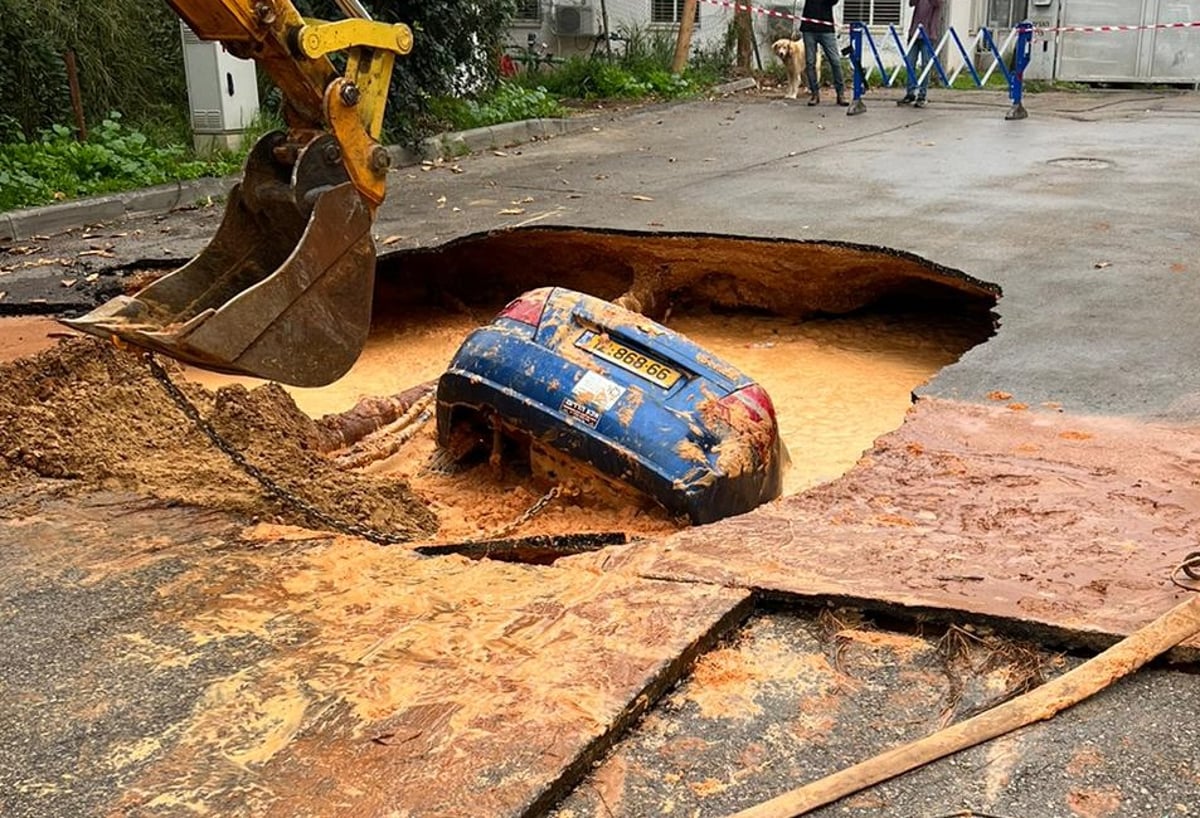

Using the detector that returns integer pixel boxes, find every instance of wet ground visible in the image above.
[2,86,1200,817]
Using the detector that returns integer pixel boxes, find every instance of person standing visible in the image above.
[799,0,847,107]
[898,0,943,108]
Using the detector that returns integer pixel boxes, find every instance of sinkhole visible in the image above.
[181,226,1002,544]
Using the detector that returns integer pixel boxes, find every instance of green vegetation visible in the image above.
[0,114,240,212]
[428,83,566,131]
[0,0,185,143]
[422,24,733,134]
[1,3,743,212]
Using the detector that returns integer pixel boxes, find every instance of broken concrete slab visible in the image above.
[0,488,750,817]
[574,398,1200,657]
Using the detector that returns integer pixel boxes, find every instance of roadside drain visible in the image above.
[1047,156,1114,169]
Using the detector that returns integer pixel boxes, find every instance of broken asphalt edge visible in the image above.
[519,591,755,817]
[0,78,759,243]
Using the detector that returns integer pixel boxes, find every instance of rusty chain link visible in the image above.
[487,485,563,539]
[1172,550,1200,591]
[144,352,564,546]
[144,352,414,545]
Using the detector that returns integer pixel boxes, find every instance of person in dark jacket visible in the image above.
[898,0,943,107]
[799,0,847,106]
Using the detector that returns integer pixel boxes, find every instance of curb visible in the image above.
[2,80,760,243]
[2,114,611,243]
[390,114,608,168]
[1,177,234,243]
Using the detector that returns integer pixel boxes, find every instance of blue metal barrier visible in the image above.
[847,22,867,116]
[1006,21,1034,120]
[846,19,1035,121]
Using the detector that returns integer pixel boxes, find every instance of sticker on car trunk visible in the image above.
[572,370,625,410]
[561,398,601,428]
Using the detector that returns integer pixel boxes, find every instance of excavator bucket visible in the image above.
[63,131,377,387]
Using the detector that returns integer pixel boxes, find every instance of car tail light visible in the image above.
[497,289,551,326]
[720,384,776,425]
[717,384,778,460]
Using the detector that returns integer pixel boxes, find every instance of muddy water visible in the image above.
[0,317,74,363]
[0,307,977,538]
[186,307,974,498]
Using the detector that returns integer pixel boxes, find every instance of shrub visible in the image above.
[0,0,185,140]
[459,83,566,128]
[0,114,239,211]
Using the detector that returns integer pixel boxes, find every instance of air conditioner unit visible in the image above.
[555,3,596,37]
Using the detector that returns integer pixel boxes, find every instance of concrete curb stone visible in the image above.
[1,177,235,243]
[4,80,759,242]
[3,113,619,242]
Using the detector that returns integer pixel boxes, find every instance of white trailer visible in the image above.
[1026,0,1200,84]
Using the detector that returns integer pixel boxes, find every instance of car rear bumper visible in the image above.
[437,371,773,524]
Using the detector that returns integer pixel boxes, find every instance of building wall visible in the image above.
[503,0,1008,68]
[507,0,739,60]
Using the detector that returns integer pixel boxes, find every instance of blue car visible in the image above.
[435,287,786,524]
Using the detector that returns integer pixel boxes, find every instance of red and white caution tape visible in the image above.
[1040,20,1200,34]
[695,0,1200,36]
[696,0,836,30]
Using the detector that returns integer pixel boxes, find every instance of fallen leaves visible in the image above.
[420,158,464,174]
[0,256,76,274]
[986,390,1012,401]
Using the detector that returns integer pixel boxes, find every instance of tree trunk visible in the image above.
[735,4,753,72]
[670,0,700,74]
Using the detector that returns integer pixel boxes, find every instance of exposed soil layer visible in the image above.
[375,227,1001,324]
[0,338,436,539]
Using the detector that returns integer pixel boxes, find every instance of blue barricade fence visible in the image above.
[846,20,1033,121]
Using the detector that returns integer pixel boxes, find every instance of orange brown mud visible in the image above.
[3,317,1199,815]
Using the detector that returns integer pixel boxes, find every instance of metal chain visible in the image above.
[143,352,412,545]
[1171,550,1200,591]
[144,352,565,547]
[488,485,563,539]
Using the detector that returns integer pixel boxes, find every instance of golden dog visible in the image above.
[772,37,821,100]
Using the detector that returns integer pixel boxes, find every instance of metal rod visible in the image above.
[64,50,87,142]
[333,0,372,21]
[947,26,980,87]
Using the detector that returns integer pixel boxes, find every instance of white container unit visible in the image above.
[180,21,260,154]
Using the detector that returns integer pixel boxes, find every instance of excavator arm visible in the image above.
[64,0,413,386]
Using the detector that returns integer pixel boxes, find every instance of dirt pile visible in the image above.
[0,338,437,540]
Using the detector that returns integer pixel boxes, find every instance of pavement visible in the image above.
[2,83,1200,817]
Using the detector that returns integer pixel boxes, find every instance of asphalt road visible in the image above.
[2,85,1199,817]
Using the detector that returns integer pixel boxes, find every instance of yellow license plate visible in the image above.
[580,334,682,388]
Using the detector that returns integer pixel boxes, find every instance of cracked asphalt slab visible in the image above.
[2,87,1199,816]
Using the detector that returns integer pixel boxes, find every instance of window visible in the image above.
[515,0,540,21]
[986,0,1029,30]
[651,0,700,25]
[842,0,902,26]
